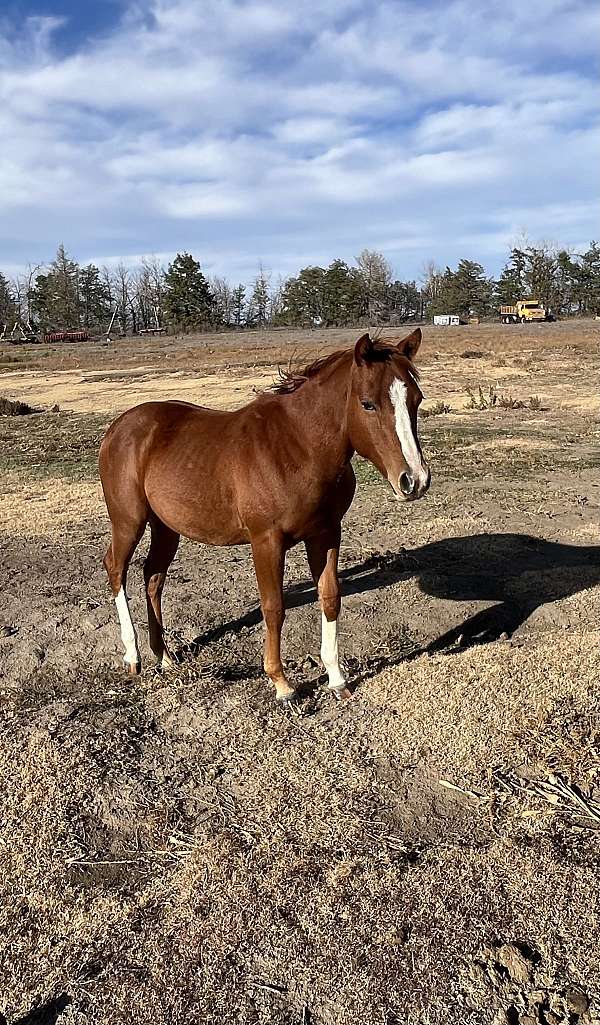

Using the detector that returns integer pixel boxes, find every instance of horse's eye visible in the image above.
[361,400,376,412]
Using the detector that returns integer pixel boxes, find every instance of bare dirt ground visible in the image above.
[0,321,599,1025]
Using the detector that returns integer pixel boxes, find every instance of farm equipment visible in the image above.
[5,320,39,343]
[138,303,166,336]
[433,314,461,326]
[44,330,89,343]
[2,323,90,344]
[500,300,547,324]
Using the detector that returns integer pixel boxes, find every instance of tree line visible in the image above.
[1,240,599,336]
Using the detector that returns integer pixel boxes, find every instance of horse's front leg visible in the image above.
[305,525,352,700]
[251,531,296,704]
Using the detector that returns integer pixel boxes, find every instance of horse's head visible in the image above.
[348,328,430,501]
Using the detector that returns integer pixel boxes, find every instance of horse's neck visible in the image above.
[276,358,353,472]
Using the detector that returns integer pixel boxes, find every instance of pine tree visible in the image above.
[522,246,558,305]
[322,260,364,325]
[494,263,522,307]
[279,261,365,327]
[388,280,421,322]
[30,244,80,329]
[554,250,579,316]
[569,242,600,315]
[248,267,271,327]
[163,253,214,329]
[430,260,494,318]
[231,284,246,327]
[501,243,560,308]
[79,264,112,329]
[280,267,325,326]
[0,272,17,331]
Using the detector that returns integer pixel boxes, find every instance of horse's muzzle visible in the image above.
[399,466,430,501]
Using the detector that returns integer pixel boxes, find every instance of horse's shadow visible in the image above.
[178,533,600,665]
[5,995,72,1025]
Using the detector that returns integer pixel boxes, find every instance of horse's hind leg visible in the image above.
[103,519,146,675]
[144,517,180,668]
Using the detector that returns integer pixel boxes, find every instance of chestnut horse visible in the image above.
[99,329,430,703]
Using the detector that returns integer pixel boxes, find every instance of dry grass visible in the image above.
[465,385,546,412]
[0,321,599,1024]
[0,396,34,415]
[420,399,451,418]
[0,470,104,537]
[1,626,598,1025]
[0,366,272,415]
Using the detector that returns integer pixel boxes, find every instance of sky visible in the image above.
[1,0,599,285]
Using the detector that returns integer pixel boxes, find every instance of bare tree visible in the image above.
[211,276,234,327]
[269,274,285,323]
[132,257,165,330]
[111,262,134,335]
[420,259,443,315]
[356,249,393,322]
[142,255,166,326]
[11,263,41,334]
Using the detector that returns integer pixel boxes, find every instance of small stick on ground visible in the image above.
[439,779,487,802]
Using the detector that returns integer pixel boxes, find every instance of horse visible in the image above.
[99,329,430,704]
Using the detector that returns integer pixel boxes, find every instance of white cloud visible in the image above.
[273,117,353,145]
[0,0,598,281]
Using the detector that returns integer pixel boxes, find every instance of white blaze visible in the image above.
[389,378,425,480]
[321,612,346,691]
[115,587,140,668]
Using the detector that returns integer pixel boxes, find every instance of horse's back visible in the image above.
[103,399,229,435]
[101,400,232,465]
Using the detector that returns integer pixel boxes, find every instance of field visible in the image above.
[1,320,599,1025]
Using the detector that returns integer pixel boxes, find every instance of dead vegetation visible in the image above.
[0,409,108,480]
[1,620,599,1025]
[0,322,599,1024]
[421,399,451,417]
[0,396,34,415]
[466,385,545,411]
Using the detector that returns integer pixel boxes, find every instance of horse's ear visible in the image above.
[396,327,422,361]
[354,332,376,366]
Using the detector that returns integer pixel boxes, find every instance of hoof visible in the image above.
[276,688,297,706]
[331,686,353,701]
[123,659,141,676]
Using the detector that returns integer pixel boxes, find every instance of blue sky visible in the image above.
[1,0,598,284]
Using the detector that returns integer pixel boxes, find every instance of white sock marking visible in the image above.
[389,378,427,485]
[321,612,346,691]
[115,587,140,668]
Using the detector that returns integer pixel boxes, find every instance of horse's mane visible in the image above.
[270,339,408,394]
[270,349,348,394]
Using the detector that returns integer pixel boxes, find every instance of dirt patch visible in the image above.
[0,471,104,538]
[462,437,556,451]
[0,323,599,1025]
[0,367,273,415]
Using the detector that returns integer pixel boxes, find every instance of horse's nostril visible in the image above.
[399,472,414,496]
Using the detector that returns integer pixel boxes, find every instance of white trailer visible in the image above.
[433,314,460,326]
